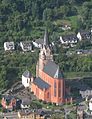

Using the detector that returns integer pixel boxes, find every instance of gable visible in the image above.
[43,61,58,78]
[43,60,63,79]
[54,67,64,79]
[22,70,31,78]
[54,67,59,78]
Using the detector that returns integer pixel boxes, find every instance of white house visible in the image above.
[20,41,32,52]
[77,31,91,41]
[32,38,44,48]
[60,34,78,44]
[21,98,31,109]
[61,24,71,31]
[4,42,15,51]
[22,70,32,88]
[77,32,82,41]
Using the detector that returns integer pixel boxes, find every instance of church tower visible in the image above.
[36,29,53,77]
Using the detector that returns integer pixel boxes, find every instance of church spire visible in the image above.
[43,28,48,46]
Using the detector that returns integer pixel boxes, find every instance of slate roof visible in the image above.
[20,41,32,51]
[88,95,92,100]
[79,30,91,39]
[43,60,63,79]
[80,89,92,99]
[22,98,31,106]
[34,38,44,45]
[33,77,50,90]
[3,95,16,103]
[62,34,78,42]
[22,70,32,78]
[79,30,90,35]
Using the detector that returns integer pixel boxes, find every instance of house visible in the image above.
[81,50,92,55]
[21,98,31,109]
[22,70,32,88]
[61,24,71,31]
[18,110,45,119]
[77,106,84,119]
[89,98,92,111]
[1,95,20,111]
[32,31,49,48]
[32,39,44,48]
[80,89,92,99]
[77,30,91,41]
[20,41,32,51]
[76,49,92,55]
[31,29,65,104]
[60,34,78,45]
[76,49,83,54]
[4,42,15,51]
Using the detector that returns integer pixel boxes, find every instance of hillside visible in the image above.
[0,0,92,45]
[0,0,92,90]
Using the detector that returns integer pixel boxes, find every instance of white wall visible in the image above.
[4,42,15,51]
[77,32,82,41]
[22,75,31,88]
[60,36,65,44]
[21,104,30,109]
[89,102,92,111]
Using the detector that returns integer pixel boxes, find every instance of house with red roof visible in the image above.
[1,95,16,111]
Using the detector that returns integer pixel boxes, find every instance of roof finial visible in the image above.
[44,28,48,46]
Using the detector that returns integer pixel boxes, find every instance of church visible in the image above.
[31,30,65,104]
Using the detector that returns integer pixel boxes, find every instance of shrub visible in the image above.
[43,101,47,104]
[39,99,42,102]
[48,102,52,105]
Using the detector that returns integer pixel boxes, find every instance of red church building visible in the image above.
[31,30,65,104]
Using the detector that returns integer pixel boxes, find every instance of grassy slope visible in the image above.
[64,72,92,79]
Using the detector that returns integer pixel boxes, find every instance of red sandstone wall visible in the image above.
[31,83,46,101]
[44,88,51,102]
[31,83,37,95]
[38,69,65,104]
[32,68,65,104]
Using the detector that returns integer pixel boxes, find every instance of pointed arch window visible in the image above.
[27,79,28,83]
[54,80,57,97]
[47,92,50,98]
[58,81,61,97]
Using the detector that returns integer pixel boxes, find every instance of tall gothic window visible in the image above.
[27,79,28,83]
[54,80,57,97]
[58,81,61,97]
[47,92,50,98]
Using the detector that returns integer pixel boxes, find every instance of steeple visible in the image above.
[43,28,48,46]
[36,28,53,77]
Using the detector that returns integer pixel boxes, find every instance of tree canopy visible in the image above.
[0,0,92,90]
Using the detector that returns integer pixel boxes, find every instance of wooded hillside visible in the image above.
[0,0,92,45]
[0,0,92,89]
